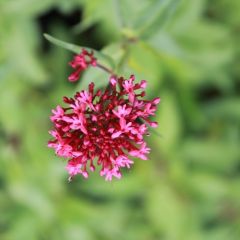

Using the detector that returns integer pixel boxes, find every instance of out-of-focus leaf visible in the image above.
[77,67,109,91]
[114,0,151,28]
[202,227,238,240]
[168,0,205,33]
[154,91,182,153]
[8,182,54,221]
[6,213,39,240]
[72,166,148,200]
[204,98,240,120]
[138,0,181,38]
[75,0,120,40]
[148,30,184,57]
[208,0,240,27]
[177,22,233,71]
[3,20,48,85]
[62,224,94,240]
[0,0,54,17]
[181,139,240,173]
[0,77,28,132]
[101,42,125,73]
[146,183,191,239]
[189,172,228,202]
[127,41,163,96]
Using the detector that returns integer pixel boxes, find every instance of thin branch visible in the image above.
[96,63,115,76]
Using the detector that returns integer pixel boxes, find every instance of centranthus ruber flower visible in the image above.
[48,75,160,181]
[68,49,97,82]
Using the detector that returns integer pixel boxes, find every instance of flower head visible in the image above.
[48,75,160,181]
[68,49,97,82]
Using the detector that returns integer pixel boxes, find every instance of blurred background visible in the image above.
[0,0,240,239]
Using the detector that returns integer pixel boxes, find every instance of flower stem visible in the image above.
[96,63,115,76]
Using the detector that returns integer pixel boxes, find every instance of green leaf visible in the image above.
[77,67,109,91]
[1,20,48,85]
[0,0,55,18]
[137,0,181,38]
[43,33,116,70]
[189,172,228,202]
[153,90,182,153]
[114,0,151,28]
[204,98,240,120]
[127,41,163,96]
[146,183,191,239]
[73,0,121,40]
[168,0,205,33]
[181,139,240,173]
[43,33,83,54]
[148,30,183,57]
[101,43,126,74]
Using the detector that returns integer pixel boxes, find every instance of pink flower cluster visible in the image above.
[68,49,97,82]
[48,74,160,181]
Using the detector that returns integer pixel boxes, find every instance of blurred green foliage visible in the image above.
[0,0,240,239]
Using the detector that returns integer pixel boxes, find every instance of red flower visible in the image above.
[48,75,160,181]
[68,49,97,82]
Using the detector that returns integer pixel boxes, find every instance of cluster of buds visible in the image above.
[48,49,160,181]
[68,49,97,82]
